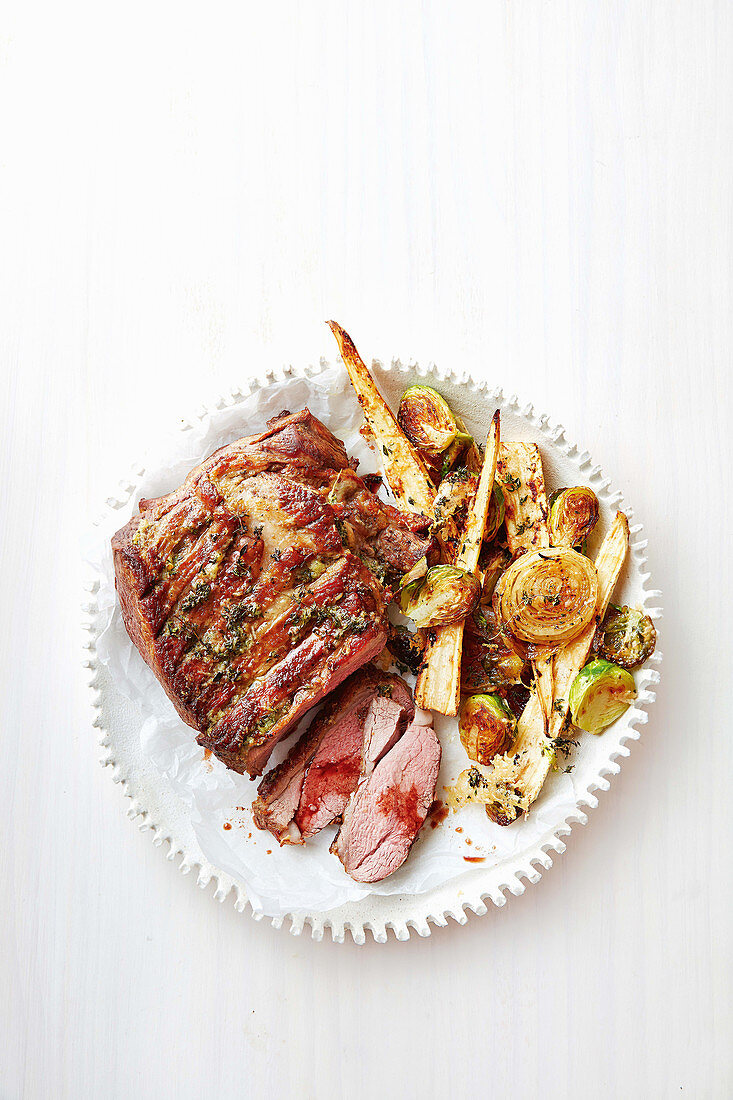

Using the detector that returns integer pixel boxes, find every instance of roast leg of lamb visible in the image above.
[252,666,414,844]
[111,409,435,777]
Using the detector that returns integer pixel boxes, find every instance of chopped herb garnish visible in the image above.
[180,582,212,612]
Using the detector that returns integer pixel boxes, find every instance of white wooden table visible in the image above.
[2,2,731,1097]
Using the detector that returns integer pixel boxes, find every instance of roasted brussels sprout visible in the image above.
[599,604,656,669]
[549,486,600,548]
[460,608,527,692]
[399,564,481,628]
[386,624,425,676]
[493,546,599,650]
[568,658,636,734]
[398,385,469,456]
[459,694,516,765]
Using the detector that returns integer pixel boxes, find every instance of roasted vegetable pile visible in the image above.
[329,321,657,826]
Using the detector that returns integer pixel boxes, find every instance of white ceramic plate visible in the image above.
[83,359,662,943]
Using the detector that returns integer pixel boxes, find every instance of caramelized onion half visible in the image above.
[493,547,599,649]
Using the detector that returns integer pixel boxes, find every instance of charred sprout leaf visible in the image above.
[439,436,470,479]
[493,546,599,650]
[484,484,506,543]
[568,658,636,734]
[398,554,428,591]
[599,604,657,669]
[549,486,600,549]
[397,385,460,456]
[397,576,424,614]
[459,694,516,766]
[503,682,532,719]
[480,546,511,603]
[386,624,425,676]
[400,564,481,628]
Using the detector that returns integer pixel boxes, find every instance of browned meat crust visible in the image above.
[112,409,434,776]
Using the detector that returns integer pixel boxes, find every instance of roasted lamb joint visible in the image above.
[112,409,434,776]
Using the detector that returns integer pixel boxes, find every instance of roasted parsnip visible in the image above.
[450,511,630,824]
[495,442,554,727]
[415,411,500,716]
[328,321,435,516]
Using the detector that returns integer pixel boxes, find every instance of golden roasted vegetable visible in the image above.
[433,470,478,563]
[416,411,500,715]
[599,605,656,669]
[459,694,516,765]
[459,511,630,825]
[493,547,599,650]
[549,487,600,548]
[399,565,481,628]
[496,443,550,554]
[328,321,435,516]
[397,385,470,456]
[569,658,636,734]
[492,443,553,729]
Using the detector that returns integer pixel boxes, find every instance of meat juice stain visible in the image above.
[463,856,485,863]
[376,783,422,831]
[223,822,232,830]
[428,800,449,829]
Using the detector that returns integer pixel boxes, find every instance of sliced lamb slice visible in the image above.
[251,666,413,844]
[362,696,407,765]
[332,712,441,884]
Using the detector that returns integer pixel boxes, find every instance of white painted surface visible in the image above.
[1,2,730,1097]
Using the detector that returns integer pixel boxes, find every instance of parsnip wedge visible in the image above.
[451,511,630,824]
[328,321,435,517]
[415,411,500,716]
[496,443,550,553]
[495,442,553,726]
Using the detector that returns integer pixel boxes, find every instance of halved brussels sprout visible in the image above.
[459,693,516,765]
[484,483,506,543]
[599,604,656,669]
[398,564,480,628]
[549,487,600,548]
[398,385,467,456]
[568,658,636,734]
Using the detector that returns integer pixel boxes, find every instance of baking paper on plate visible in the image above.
[87,364,584,919]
